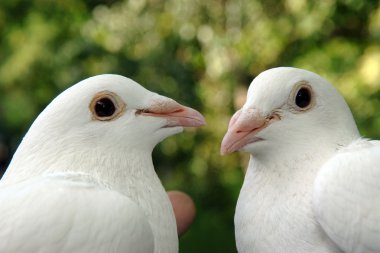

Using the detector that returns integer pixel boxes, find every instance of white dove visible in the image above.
[0,74,205,253]
[221,67,380,253]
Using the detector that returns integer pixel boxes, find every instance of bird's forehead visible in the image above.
[244,68,300,112]
[74,74,155,105]
[84,75,147,94]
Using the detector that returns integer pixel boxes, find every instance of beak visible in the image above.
[220,109,279,155]
[137,96,206,127]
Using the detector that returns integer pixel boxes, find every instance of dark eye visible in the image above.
[90,91,126,121]
[95,98,116,117]
[295,87,311,108]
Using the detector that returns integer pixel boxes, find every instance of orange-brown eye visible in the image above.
[290,82,314,112]
[90,91,126,121]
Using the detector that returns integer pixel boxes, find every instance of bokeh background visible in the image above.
[0,0,379,252]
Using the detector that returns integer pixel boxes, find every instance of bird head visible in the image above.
[36,74,205,152]
[221,67,359,160]
[9,74,205,172]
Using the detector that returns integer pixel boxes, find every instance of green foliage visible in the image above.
[0,0,379,252]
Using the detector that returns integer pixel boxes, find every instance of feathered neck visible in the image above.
[3,128,178,253]
[249,128,360,175]
[3,129,155,186]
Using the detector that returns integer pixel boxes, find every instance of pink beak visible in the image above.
[137,97,206,128]
[220,109,279,155]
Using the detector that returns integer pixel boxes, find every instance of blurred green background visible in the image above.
[0,0,379,252]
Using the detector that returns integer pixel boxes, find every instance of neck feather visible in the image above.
[3,134,178,252]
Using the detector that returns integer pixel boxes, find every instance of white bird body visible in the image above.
[0,173,154,253]
[235,154,341,253]
[221,67,380,253]
[314,139,380,253]
[235,147,350,252]
[0,74,205,253]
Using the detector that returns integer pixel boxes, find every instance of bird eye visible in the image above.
[95,98,116,117]
[90,91,126,121]
[290,82,314,111]
[295,87,311,108]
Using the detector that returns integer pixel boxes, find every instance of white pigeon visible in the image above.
[221,67,380,253]
[0,74,205,253]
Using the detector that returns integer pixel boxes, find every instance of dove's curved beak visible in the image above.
[221,109,280,155]
[136,97,206,128]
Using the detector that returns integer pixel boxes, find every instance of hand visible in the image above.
[168,191,196,236]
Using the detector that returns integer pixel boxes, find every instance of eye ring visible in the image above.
[290,82,315,111]
[89,91,126,121]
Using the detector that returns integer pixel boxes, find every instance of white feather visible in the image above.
[0,75,184,252]
[314,139,380,253]
[0,173,154,253]
[227,67,379,253]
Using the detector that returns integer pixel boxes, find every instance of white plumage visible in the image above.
[0,74,205,253]
[221,67,380,253]
[314,139,380,253]
[0,173,154,253]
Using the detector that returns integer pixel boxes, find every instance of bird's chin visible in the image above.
[156,126,184,137]
[241,138,264,152]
